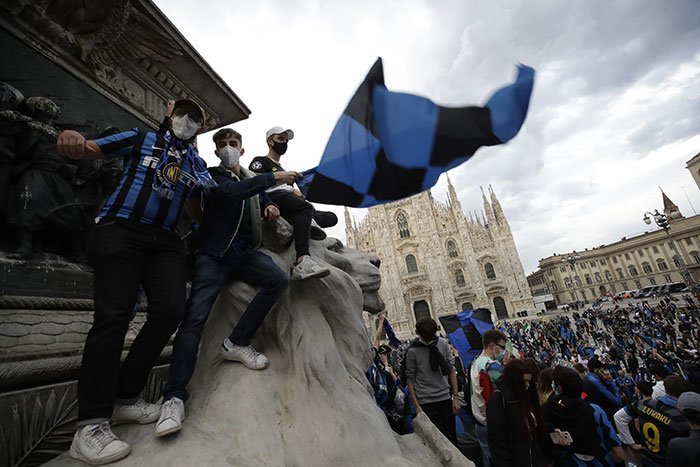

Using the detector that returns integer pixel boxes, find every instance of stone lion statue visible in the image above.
[49,220,471,466]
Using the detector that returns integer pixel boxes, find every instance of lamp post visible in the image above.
[643,209,694,289]
[561,252,582,309]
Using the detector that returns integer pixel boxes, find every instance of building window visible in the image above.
[594,272,602,283]
[575,277,582,288]
[446,240,458,258]
[580,263,587,269]
[624,253,630,260]
[405,254,418,273]
[649,277,656,285]
[642,263,653,274]
[454,269,466,287]
[652,245,659,254]
[584,274,592,285]
[560,266,566,273]
[673,255,682,268]
[657,259,668,271]
[663,275,672,283]
[493,296,508,319]
[550,281,558,291]
[622,282,628,290]
[564,278,572,289]
[397,212,410,238]
[604,270,613,281]
[613,256,618,264]
[600,259,606,265]
[628,265,639,276]
[484,263,496,279]
[692,251,700,264]
[590,261,596,267]
[635,280,642,289]
[638,249,644,257]
[686,237,693,246]
[462,302,473,311]
[413,300,430,322]
[616,268,624,279]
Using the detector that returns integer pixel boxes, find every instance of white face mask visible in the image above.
[171,114,199,140]
[218,145,240,168]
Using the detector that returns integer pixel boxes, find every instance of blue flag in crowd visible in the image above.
[382,318,402,348]
[298,58,535,207]
[438,308,494,367]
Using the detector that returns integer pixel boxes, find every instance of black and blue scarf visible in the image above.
[153,131,217,199]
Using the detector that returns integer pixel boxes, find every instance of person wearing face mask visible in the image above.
[487,358,549,466]
[56,99,213,465]
[469,329,511,467]
[543,366,626,467]
[582,357,622,420]
[248,127,329,280]
[155,128,301,437]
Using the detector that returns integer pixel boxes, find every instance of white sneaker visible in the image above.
[69,421,131,465]
[112,398,160,425]
[221,338,269,370]
[290,256,330,281]
[155,397,185,437]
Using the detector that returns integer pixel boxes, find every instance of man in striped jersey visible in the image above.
[57,99,213,465]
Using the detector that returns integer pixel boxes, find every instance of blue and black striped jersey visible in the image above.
[94,129,200,232]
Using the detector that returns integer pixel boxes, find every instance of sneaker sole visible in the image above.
[69,443,131,466]
[290,268,331,281]
[111,413,160,426]
[154,421,184,438]
[220,352,269,370]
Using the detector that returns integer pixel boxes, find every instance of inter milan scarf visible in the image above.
[297,58,534,207]
[153,132,217,199]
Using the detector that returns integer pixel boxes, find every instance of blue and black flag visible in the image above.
[298,58,535,207]
[439,308,494,367]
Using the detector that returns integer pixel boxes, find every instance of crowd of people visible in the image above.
[368,294,700,467]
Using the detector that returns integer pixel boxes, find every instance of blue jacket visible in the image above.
[197,166,276,257]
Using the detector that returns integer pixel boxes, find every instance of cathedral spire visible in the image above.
[481,186,495,225]
[661,187,683,222]
[489,185,509,229]
[344,206,353,229]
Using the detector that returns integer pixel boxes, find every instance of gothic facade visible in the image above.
[345,178,534,340]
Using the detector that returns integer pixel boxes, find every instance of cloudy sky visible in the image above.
[155,0,700,273]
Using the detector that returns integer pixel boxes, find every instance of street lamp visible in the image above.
[643,209,695,289]
[561,252,581,309]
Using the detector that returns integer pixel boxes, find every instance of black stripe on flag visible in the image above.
[439,315,462,335]
[344,58,384,139]
[305,172,365,207]
[430,106,501,167]
[367,150,427,201]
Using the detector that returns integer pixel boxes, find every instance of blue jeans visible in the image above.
[475,423,491,467]
[163,241,288,402]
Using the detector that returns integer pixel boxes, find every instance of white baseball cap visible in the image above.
[266,126,294,140]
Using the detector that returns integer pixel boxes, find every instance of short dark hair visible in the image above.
[651,364,671,379]
[482,329,507,348]
[573,363,587,374]
[212,128,242,145]
[636,380,654,397]
[664,375,693,398]
[587,357,605,372]
[552,365,582,398]
[415,317,438,341]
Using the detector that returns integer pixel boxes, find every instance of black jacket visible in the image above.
[486,377,548,467]
[197,166,276,257]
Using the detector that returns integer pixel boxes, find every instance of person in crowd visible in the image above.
[470,329,510,467]
[537,367,554,405]
[583,357,622,419]
[543,365,625,467]
[248,127,329,280]
[613,375,692,467]
[155,128,301,437]
[405,317,460,443]
[667,391,700,467]
[486,358,549,466]
[572,363,587,380]
[57,99,212,465]
[650,364,671,399]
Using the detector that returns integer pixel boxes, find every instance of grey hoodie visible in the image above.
[405,337,455,404]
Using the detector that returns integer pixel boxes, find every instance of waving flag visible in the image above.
[298,58,535,207]
[438,308,494,367]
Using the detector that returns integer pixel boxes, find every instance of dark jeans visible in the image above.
[162,240,288,402]
[77,221,186,424]
[422,399,457,444]
[269,192,312,259]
